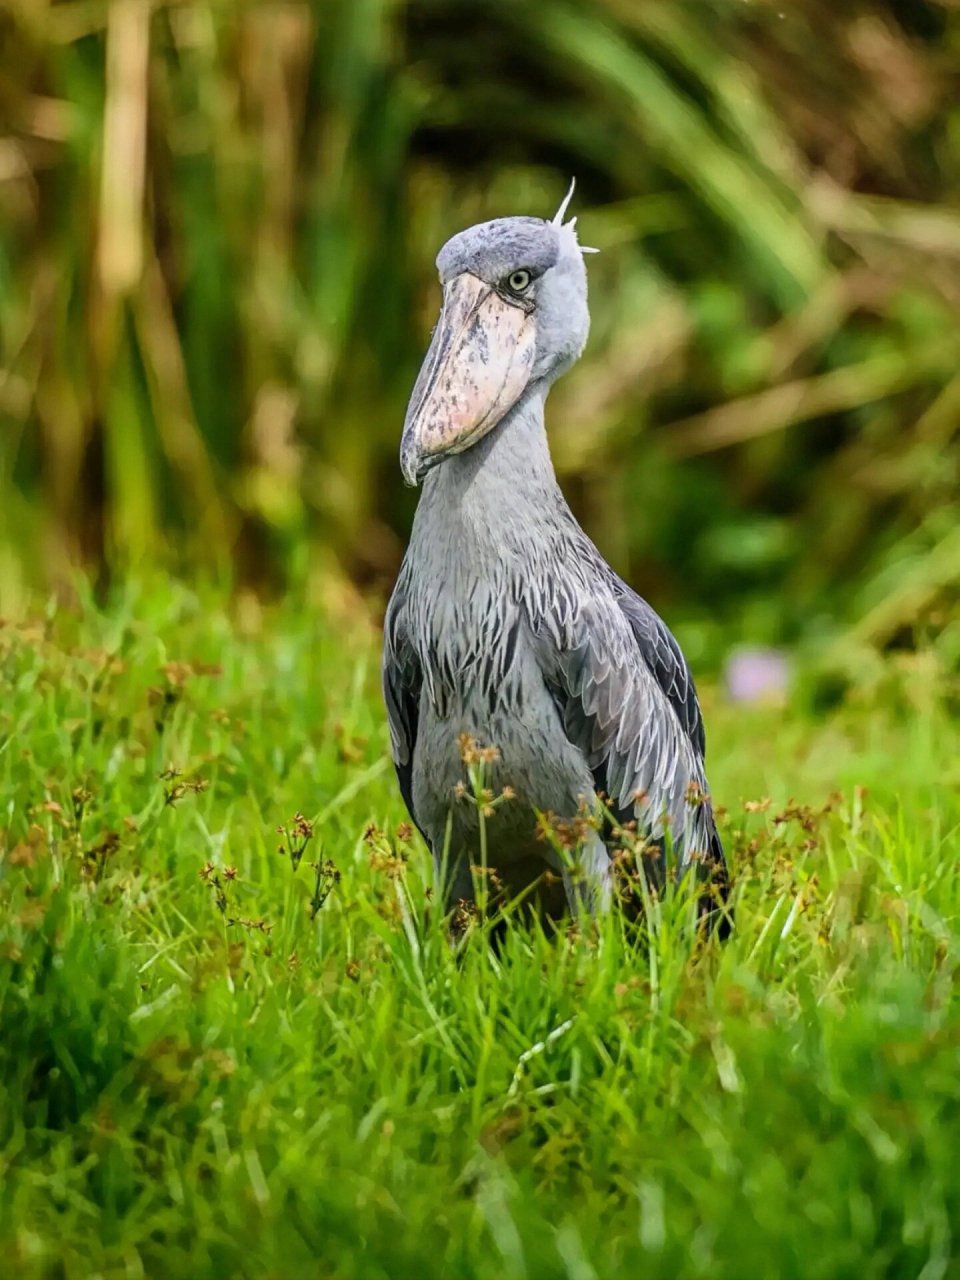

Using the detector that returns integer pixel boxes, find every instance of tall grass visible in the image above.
[0,580,957,1277]
[1,0,958,650]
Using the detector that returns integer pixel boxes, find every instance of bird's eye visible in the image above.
[506,269,532,293]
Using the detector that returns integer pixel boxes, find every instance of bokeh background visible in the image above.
[2,0,958,675]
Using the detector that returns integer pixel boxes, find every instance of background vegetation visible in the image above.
[2,0,958,666]
[2,6,960,1274]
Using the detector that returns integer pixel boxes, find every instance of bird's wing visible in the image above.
[607,573,706,758]
[382,566,423,835]
[529,565,717,870]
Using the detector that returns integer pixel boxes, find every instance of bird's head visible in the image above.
[400,183,593,486]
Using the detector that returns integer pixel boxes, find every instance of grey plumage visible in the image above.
[383,200,729,926]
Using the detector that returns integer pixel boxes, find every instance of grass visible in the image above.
[1,579,958,1279]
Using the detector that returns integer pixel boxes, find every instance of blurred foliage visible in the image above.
[1,0,958,661]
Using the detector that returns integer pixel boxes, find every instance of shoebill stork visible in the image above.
[383,187,729,929]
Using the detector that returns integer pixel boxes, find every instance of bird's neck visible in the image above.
[414,388,568,563]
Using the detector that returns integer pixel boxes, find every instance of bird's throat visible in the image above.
[425,388,556,501]
[408,386,573,584]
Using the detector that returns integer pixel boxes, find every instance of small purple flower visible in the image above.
[724,646,790,704]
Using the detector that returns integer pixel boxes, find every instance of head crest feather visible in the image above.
[551,176,599,253]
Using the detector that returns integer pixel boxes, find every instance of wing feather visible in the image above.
[531,570,723,887]
[381,566,424,839]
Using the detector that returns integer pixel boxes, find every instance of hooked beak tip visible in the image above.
[400,441,423,487]
[401,441,447,486]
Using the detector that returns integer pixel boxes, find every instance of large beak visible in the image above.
[400,273,537,486]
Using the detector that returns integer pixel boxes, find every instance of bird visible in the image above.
[382,184,729,931]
